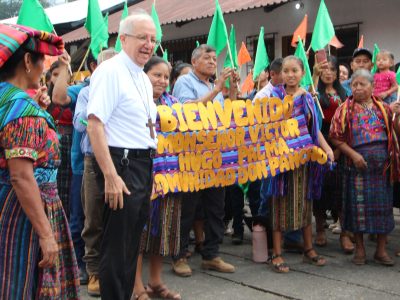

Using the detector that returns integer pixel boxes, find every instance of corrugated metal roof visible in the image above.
[62,0,290,44]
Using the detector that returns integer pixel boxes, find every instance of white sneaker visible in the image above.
[332,223,342,234]
[329,221,339,230]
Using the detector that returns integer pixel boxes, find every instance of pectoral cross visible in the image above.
[146,118,156,139]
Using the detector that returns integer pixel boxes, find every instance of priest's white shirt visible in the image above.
[87,50,157,149]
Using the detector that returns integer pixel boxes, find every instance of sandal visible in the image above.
[303,248,326,266]
[314,231,327,247]
[133,291,151,300]
[269,254,289,273]
[147,283,181,300]
[374,254,395,266]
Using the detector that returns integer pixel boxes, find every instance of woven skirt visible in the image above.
[0,180,79,299]
[341,142,394,234]
[271,165,312,231]
[140,194,182,257]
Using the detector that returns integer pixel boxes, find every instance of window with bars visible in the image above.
[245,33,276,74]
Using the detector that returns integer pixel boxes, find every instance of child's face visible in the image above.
[270,70,283,85]
[282,59,304,88]
[376,53,393,71]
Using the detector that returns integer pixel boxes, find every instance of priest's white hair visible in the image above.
[119,9,154,35]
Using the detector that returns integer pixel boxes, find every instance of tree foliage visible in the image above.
[0,0,55,20]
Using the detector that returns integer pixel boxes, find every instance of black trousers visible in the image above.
[224,185,244,235]
[99,148,153,300]
[175,187,225,260]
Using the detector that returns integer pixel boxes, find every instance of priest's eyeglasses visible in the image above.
[124,33,160,47]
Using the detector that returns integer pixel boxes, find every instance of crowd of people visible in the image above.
[1,9,400,300]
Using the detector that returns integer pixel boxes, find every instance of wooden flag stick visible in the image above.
[225,40,241,93]
[159,43,165,55]
[392,86,400,121]
[310,83,325,119]
[73,47,91,82]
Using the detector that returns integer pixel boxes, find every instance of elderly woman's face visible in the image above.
[351,76,373,102]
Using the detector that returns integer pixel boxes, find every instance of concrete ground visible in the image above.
[80,211,400,300]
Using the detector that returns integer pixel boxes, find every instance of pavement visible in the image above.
[80,211,400,300]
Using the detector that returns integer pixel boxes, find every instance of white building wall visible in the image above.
[161,0,400,78]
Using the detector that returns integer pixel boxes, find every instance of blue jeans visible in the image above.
[69,174,85,268]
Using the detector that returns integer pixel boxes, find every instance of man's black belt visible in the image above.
[109,146,156,160]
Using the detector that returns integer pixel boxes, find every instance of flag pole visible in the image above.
[159,44,165,55]
[299,36,323,118]
[310,83,325,119]
[225,40,241,92]
[73,47,91,82]
[392,86,400,121]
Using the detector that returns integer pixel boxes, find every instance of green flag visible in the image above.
[371,43,380,74]
[396,66,400,85]
[17,0,54,32]
[114,1,128,52]
[294,37,313,87]
[253,27,269,81]
[162,49,168,62]
[224,24,239,69]
[196,40,200,48]
[84,0,109,59]
[223,25,238,88]
[162,49,170,92]
[310,0,335,51]
[206,0,228,56]
[151,2,162,52]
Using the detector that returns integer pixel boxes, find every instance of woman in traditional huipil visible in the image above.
[330,69,400,265]
[0,24,79,299]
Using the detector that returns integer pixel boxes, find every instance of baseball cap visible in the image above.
[352,48,373,60]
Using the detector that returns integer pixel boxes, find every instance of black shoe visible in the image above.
[232,234,243,245]
[79,267,89,285]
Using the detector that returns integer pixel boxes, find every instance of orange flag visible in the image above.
[291,14,308,47]
[358,35,364,48]
[329,35,344,48]
[241,72,254,95]
[237,42,251,67]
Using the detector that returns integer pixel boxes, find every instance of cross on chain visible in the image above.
[146,117,156,139]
